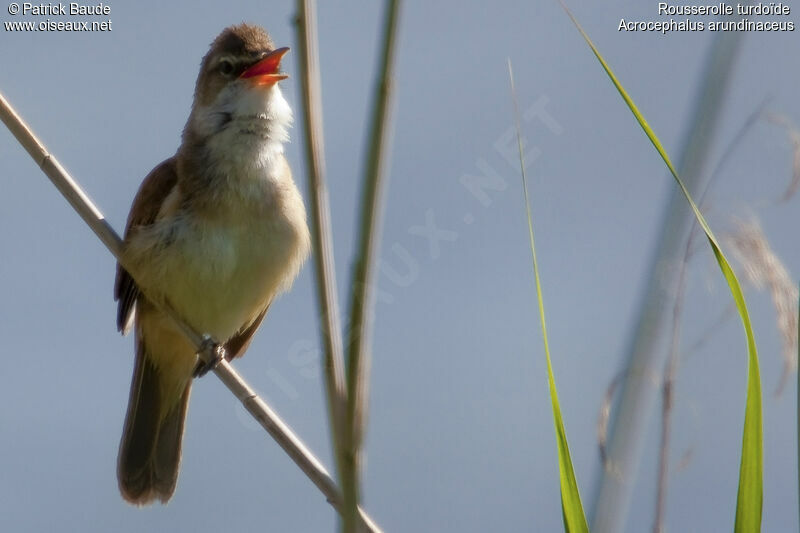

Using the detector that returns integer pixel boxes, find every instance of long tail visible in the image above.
[117,341,191,505]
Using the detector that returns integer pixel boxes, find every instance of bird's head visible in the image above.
[186,24,292,142]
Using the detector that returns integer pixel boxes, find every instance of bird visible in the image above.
[114,23,310,505]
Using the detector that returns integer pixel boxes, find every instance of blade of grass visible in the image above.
[585,15,746,533]
[343,0,401,531]
[508,60,588,533]
[559,4,763,531]
[655,102,768,533]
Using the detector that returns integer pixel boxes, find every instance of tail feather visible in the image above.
[118,342,190,505]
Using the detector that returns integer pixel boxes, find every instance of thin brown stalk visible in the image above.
[343,0,401,530]
[653,225,693,533]
[293,0,349,497]
[0,90,381,532]
[597,373,620,470]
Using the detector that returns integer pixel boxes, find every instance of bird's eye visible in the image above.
[219,60,234,77]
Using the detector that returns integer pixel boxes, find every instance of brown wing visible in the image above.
[224,304,270,360]
[115,158,179,334]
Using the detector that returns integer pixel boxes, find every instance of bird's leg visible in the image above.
[193,335,228,377]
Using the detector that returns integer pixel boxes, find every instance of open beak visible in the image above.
[239,47,290,86]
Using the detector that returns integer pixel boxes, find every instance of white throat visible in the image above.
[188,83,294,195]
[193,82,292,155]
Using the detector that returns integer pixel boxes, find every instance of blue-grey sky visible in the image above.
[1,1,799,531]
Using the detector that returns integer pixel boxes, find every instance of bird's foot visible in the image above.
[193,336,228,377]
